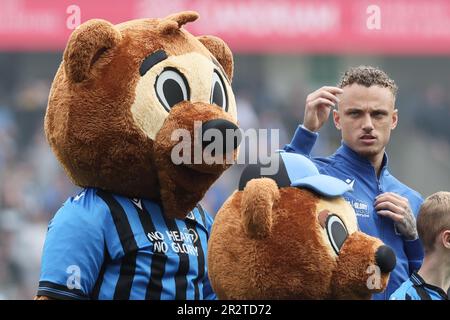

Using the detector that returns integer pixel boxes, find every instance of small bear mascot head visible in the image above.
[208,152,396,299]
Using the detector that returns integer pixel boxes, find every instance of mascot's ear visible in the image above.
[159,11,199,34]
[197,35,234,82]
[63,19,122,83]
[241,178,280,239]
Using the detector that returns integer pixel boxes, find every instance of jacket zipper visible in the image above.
[377,167,387,300]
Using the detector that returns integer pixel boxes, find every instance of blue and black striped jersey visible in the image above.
[37,188,216,300]
[390,271,449,300]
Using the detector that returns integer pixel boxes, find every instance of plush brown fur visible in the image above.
[241,178,280,239]
[197,35,234,81]
[208,179,392,299]
[330,232,388,299]
[45,11,238,220]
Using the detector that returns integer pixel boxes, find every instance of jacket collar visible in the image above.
[335,142,389,175]
[411,271,449,300]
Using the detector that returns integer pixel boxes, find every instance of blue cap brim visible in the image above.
[291,175,353,197]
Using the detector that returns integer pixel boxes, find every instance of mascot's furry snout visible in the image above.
[155,101,240,171]
[154,101,240,219]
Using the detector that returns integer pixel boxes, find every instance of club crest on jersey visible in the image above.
[186,211,195,220]
[73,191,85,202]
[345,178,355,189]
[131,198,143,210]
[345,197,369,218]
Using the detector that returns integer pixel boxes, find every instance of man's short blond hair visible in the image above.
[338,65,398,98]
[417,191,450,253]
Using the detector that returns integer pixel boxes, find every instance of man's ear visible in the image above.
[333,109,341,130]
[197,35,234,82]
[64,19,122,83]
[441,230,450,249]
[391,108,399,130]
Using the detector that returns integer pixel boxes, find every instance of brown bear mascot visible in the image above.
[208,152,396,299]
[36,11,239,300]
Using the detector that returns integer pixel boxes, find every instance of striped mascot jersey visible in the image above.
[38,188,216,300]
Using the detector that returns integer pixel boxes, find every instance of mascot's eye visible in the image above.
[210,70,228,111]
[155,68,190,112]
[326,214,348,255]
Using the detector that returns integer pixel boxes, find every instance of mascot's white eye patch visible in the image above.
[315,197,358,235]
[315,197,358,258]
[155,68,190,112]
[325,214,348,255]
[210,70,228,111]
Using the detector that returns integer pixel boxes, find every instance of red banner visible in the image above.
[1,0,450,54]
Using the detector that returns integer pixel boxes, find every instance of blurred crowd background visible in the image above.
[1,0,450,299]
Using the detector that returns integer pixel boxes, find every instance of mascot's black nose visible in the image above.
[201,119,241,153]
[375,245,396,273]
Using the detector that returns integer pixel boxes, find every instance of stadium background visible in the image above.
[0,0,449,299]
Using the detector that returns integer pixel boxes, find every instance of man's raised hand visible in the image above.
[303,86,343,132]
